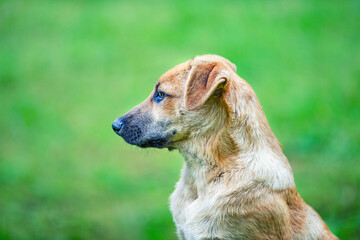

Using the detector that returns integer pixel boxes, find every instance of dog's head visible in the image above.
[112,55,237,149]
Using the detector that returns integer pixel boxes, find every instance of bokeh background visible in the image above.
[1,0,359,239]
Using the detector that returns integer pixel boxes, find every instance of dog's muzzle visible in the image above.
[112,116,142,143]
[112,115,172,149]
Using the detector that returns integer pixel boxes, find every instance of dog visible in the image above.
[112,55,338,239]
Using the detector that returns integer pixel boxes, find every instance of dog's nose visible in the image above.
[112,119,124,133]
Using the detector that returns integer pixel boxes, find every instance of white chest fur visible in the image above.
[169,147,297,240]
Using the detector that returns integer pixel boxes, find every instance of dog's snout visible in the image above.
[112,119,124,133]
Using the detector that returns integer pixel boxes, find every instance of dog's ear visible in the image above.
[185,62,229,111]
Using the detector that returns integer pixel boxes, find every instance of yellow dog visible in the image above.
[112,55,337,240]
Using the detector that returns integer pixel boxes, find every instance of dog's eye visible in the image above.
[154,90,166,103]
[158,91,165,98]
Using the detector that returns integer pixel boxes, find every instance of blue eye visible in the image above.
[154,90,166,103]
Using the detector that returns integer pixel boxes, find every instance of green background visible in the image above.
[1,0,359,239]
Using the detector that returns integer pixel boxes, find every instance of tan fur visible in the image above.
[119,55,338,239]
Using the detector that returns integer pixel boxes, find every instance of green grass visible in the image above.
[0,0,359,239]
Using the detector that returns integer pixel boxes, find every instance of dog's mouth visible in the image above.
[118,131,171,149]
[138,137,170,148]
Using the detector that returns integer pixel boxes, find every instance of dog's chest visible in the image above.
[170,180,215,239]
[169,176,240,239]
[169,170,292,240]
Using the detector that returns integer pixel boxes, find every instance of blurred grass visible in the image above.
[0,0,359,239]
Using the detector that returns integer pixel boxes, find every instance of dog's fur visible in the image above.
[112,55,338,239]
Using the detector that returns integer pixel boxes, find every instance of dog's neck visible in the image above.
[177,78,295,194]
[178,116,281,170]
[179,94,283,169]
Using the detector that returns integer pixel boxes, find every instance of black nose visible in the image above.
[112,119,124,133]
